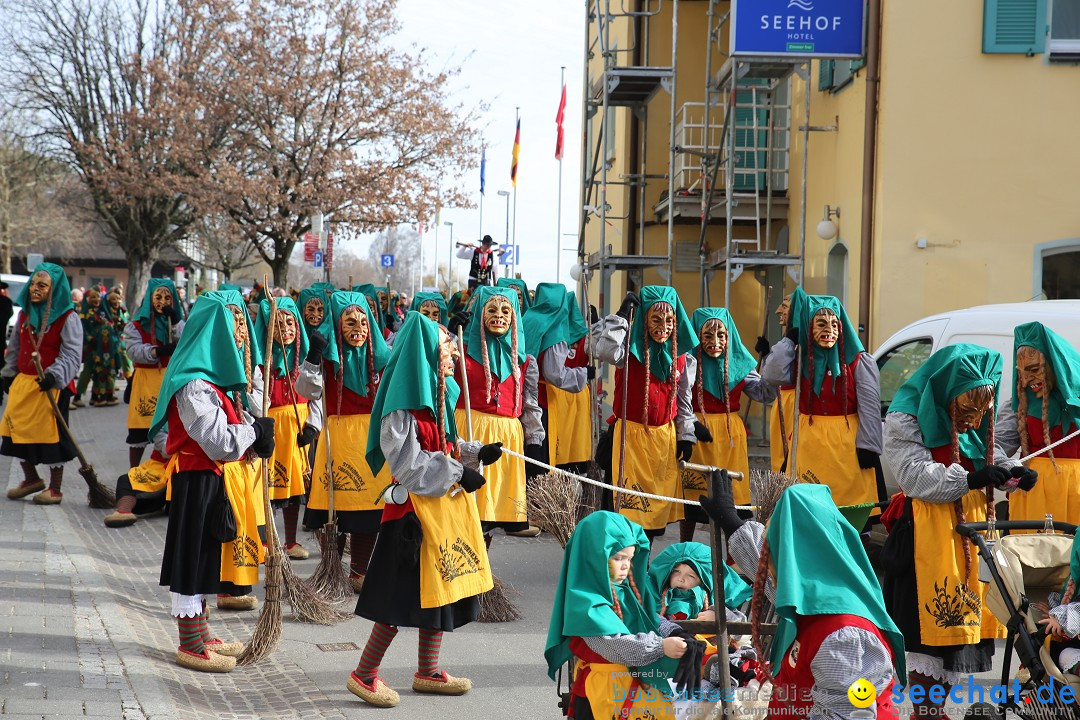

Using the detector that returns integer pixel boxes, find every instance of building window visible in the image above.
[1049,0,1080,60]
[983,0,1048,54]
[818,59,865,93]
[826,242,848,304]
[1039,242,1080,299]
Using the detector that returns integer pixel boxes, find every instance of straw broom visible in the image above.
[524,472,578,548]
[238,293,284,665]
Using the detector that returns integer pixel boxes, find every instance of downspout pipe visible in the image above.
[859,0,881,348]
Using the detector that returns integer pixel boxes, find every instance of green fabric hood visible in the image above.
[464,286,526,382]
[297,283,336,338]
[887,343,1002,467]
[18,262,75,334]
[648,541,752,619]
[790,294,864,395]
[352,284,388,328]
[627,286,697,382]
[765,484,905,680]
[1012,321,1080,432]
[254,297,309,380]
[497,277,531,312]
[132,278,183,344]
[691,308,758,395]
[365,312,460,476]
[522,283,569,357]
[410,292,449,325]
[323,292,389,398]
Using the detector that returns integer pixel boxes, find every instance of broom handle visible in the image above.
[457,327,473,441]
[30,352,93,471]
[321,376,336,518]
[676,461,744,480]
[614,307,633,513]
[261,292,279,553]
[741,285,773,422]
[788,348,803,475]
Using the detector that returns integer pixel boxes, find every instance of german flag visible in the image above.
[510,119,520,187]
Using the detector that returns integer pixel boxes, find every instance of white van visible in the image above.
[2,273,29,344]
[872,300,1080,495]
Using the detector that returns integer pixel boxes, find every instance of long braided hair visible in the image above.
[477,297,522,411]
[694,319,734,447]
[641,302,679,435]
[609,567,646,622]
[950,384,997,588]
[227,303,253,414]
[750,540,775,681]
[1015,346,1058,470]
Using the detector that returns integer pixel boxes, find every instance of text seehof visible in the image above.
[759,15,843,31]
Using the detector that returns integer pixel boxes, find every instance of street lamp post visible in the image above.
[443,221,454,291]
[497,190,510,279]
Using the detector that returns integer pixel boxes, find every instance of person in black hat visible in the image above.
[0,282,12,361]
[455,235,500,289]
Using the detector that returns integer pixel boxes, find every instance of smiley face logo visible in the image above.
[848,678,876,708]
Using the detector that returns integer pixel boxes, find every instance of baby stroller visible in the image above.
[957,520,1079,720]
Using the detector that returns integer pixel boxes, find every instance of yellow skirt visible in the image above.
[1,373,59,444]
[1008,456,1080,528]
[687,412,751,506]
[221,460,265,587]
[546,385,593,466]
[267,404,309,501]
[769,387,796,472]
[310,413,389,512]
[127,367,165,430]
[128,455,169,494]
[612,419,682,531]
[792,414,877,507]
[455,409,526,525]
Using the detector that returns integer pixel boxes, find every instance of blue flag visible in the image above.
[480,146,486,195]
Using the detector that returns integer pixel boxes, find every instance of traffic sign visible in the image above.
[380,254,395,268]
[313,251,323,268]
[499,246,518,265]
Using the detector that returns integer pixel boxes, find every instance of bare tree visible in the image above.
[189,0,481,288]
[193,214,263,283]
[366,225,421,292]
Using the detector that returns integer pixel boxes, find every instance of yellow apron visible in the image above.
[612,419,682,531]
[411,491,494,608]
[1,374,59,444]
[1008,456,1080,529]
[686,412,751,506]
[267,403,309,501]
[310,413,389,512]
[770,387,796,473]
[792,414,877,507]
[913,491,1005,646]
[546,385,593,466]
[579,661,674,719]
[455,409,526,525]
[128,455,168,494]
[221,460,265,586]
[127,367,166,430]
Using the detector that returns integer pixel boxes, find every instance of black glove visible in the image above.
[306,330,328,365]
[615,291,639,320]
[296,423,318,448]
[698,469,745,539]
[676,440,694,464]
[1010,465,1038,492]
[459,466,486,493]
[966,464,1010,490]
[754,335,771,357]
[693,421,713,443]
[589,305,599,325]
[251,417,276,458]
[856,448,879,470]
[672,636,706,697]
[166,304,182,322]
[36,373,60,392]
[785,324,799,343]
[448,310,471,337]
[586,365,596,381]
[478,442,503,465]
[156,341,177,359]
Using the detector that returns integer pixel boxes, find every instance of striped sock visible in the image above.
[177,615,205,655]
[417,628,442,676]
[282,503,299,546]
[198,603,213,643]
[48,467,63,494]
[354,623,398,681]
[350,533,377,577]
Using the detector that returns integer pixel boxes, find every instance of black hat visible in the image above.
[0,282,7,290]
[481,235,494,245]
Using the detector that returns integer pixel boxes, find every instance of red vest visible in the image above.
[1023,417,1080,459]
[165,382,244,474]
[16,309,73,377]
[456,354,528,418]
[798,357,860,416]
[612,354,686,427]
[930,444,978,473]
[133,321,170,370]
[322,359,377,415]
[693,378,747,414]
[769,614,898,720]
[263,367,309,410]
[380,409,454,524]
[538,338,588,408]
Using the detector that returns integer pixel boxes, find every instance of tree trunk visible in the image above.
[126,254,156,312]
[271,256,289,289]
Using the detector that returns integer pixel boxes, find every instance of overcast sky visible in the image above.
[368,0,587,291]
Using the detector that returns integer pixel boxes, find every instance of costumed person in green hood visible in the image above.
[106,288,132,381]
[348,312,502,708]
[74,286,121,406]
[353,283,394,337]
[250,297,321,560]
[592,287,698,537]
[761,292,883,510]
[996,321,1080,526]
[152,290,276,673]
[758,289,800,473]
[545,511,706,720]
[410,292,449,325]
[701,471,905,718]
[447,287,471,318]
[298,292,391,593]
[881,344,1032,718]
[522,283,593,476]
[125,279,185,469]
[453,285,544,539]
[496,276,531,313]
[682,307,776,543]
[1,263,82,505]
[298,282,335,339]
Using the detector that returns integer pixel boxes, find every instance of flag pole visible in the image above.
[556,67,565,284]
[512,106,519,278]
[479,143,486,250]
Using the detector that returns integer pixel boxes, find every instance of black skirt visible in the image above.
[126,428,150,446]
[1,388,77,465]
[881,501,994,674]
[303,507,382,535]
[355,513,479,630]
[159,470,224,597]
